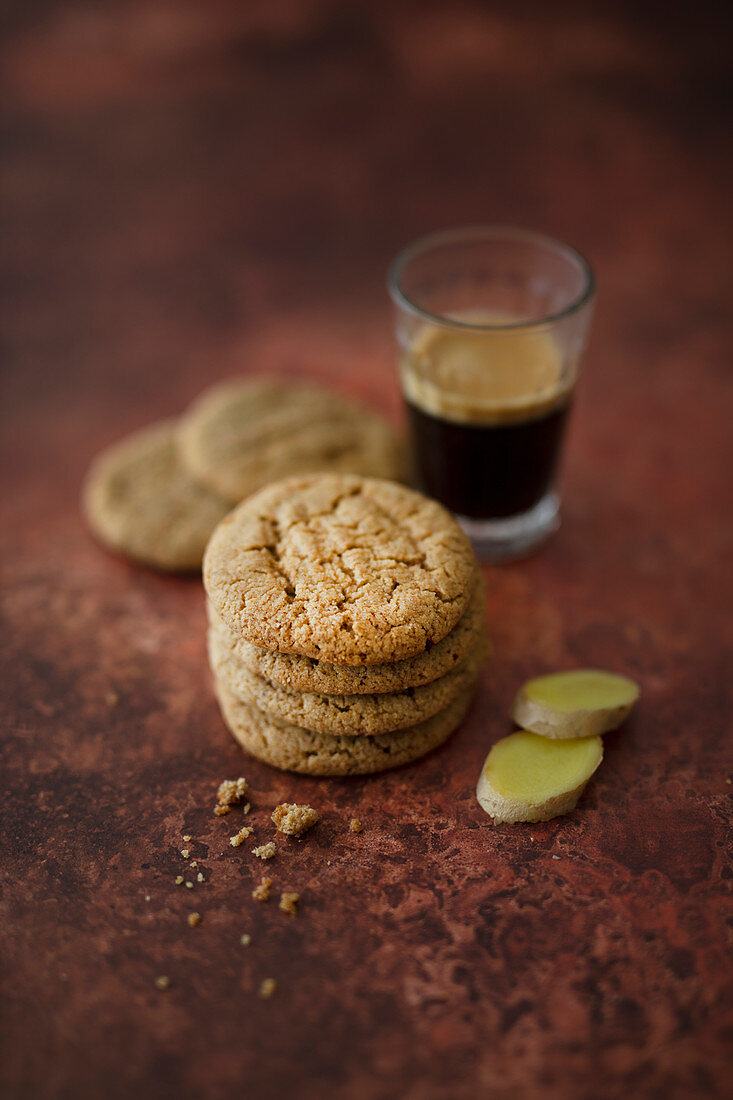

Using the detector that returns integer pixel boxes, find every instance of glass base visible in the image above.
[456,492,560,563]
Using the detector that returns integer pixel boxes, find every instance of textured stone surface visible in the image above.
[1,2,731,1099]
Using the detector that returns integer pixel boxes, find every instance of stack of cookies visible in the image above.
[83,378,402,572]
[203,473,488,776]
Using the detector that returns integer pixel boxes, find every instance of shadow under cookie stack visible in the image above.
[203,473,488,776]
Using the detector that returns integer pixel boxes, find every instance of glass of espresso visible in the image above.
[389,226,595,561]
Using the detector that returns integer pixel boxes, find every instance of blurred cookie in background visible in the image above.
[176,377,404,502]
[83,420,230,572]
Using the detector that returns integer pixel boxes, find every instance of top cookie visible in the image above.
[83,419,231,571]
[177,377,403,502]
[203,474,476,665]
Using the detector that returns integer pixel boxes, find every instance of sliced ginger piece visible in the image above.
[476,730,603,824]
[511,669,639,740]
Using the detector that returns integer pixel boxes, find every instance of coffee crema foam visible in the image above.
[401,311,574,425]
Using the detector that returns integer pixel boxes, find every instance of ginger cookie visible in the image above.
[208,622,489,735]
[206,573,486,694]
[177,377,403,502]
[213,675,481,776]
[203,474,477,665]
[83,420,230,571]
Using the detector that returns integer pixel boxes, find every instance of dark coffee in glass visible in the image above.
[406,395,571,520]
[389,228,594,560]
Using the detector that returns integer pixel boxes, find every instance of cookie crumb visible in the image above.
[182,835,192,842]
[230,826,254,847]
[252,842,276,861]
[243,802,251,815]
[271,803,319,836]
[145,895,151,902]
[240,933,252,946]
[252,876,272,902]
[154,976,170,991]
[551,855,561,861]
[180,849,190,859]
[214,804,231,816]
[259,978,277,999]
[349,818,362,834]
[197,872,204,883]
[175,876,184,886]
[279,892,300,917]
[217,777,248,809]
[726,777,732,785]
[187,912,201,928]
[189,861,197,869]
[185,881,194,889]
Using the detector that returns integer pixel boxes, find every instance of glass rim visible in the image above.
[387,225,595,332]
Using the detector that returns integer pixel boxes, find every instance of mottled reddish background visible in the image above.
[1,2,731,1098]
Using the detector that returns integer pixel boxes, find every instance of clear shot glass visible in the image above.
[389,226,595,561]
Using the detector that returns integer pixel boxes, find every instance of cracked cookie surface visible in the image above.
[177,377,403,502]
[213,675,481,775]
[203,474,477,665]
[206,573,486,694]
[208,622,488,735]
[83,420,231,571]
